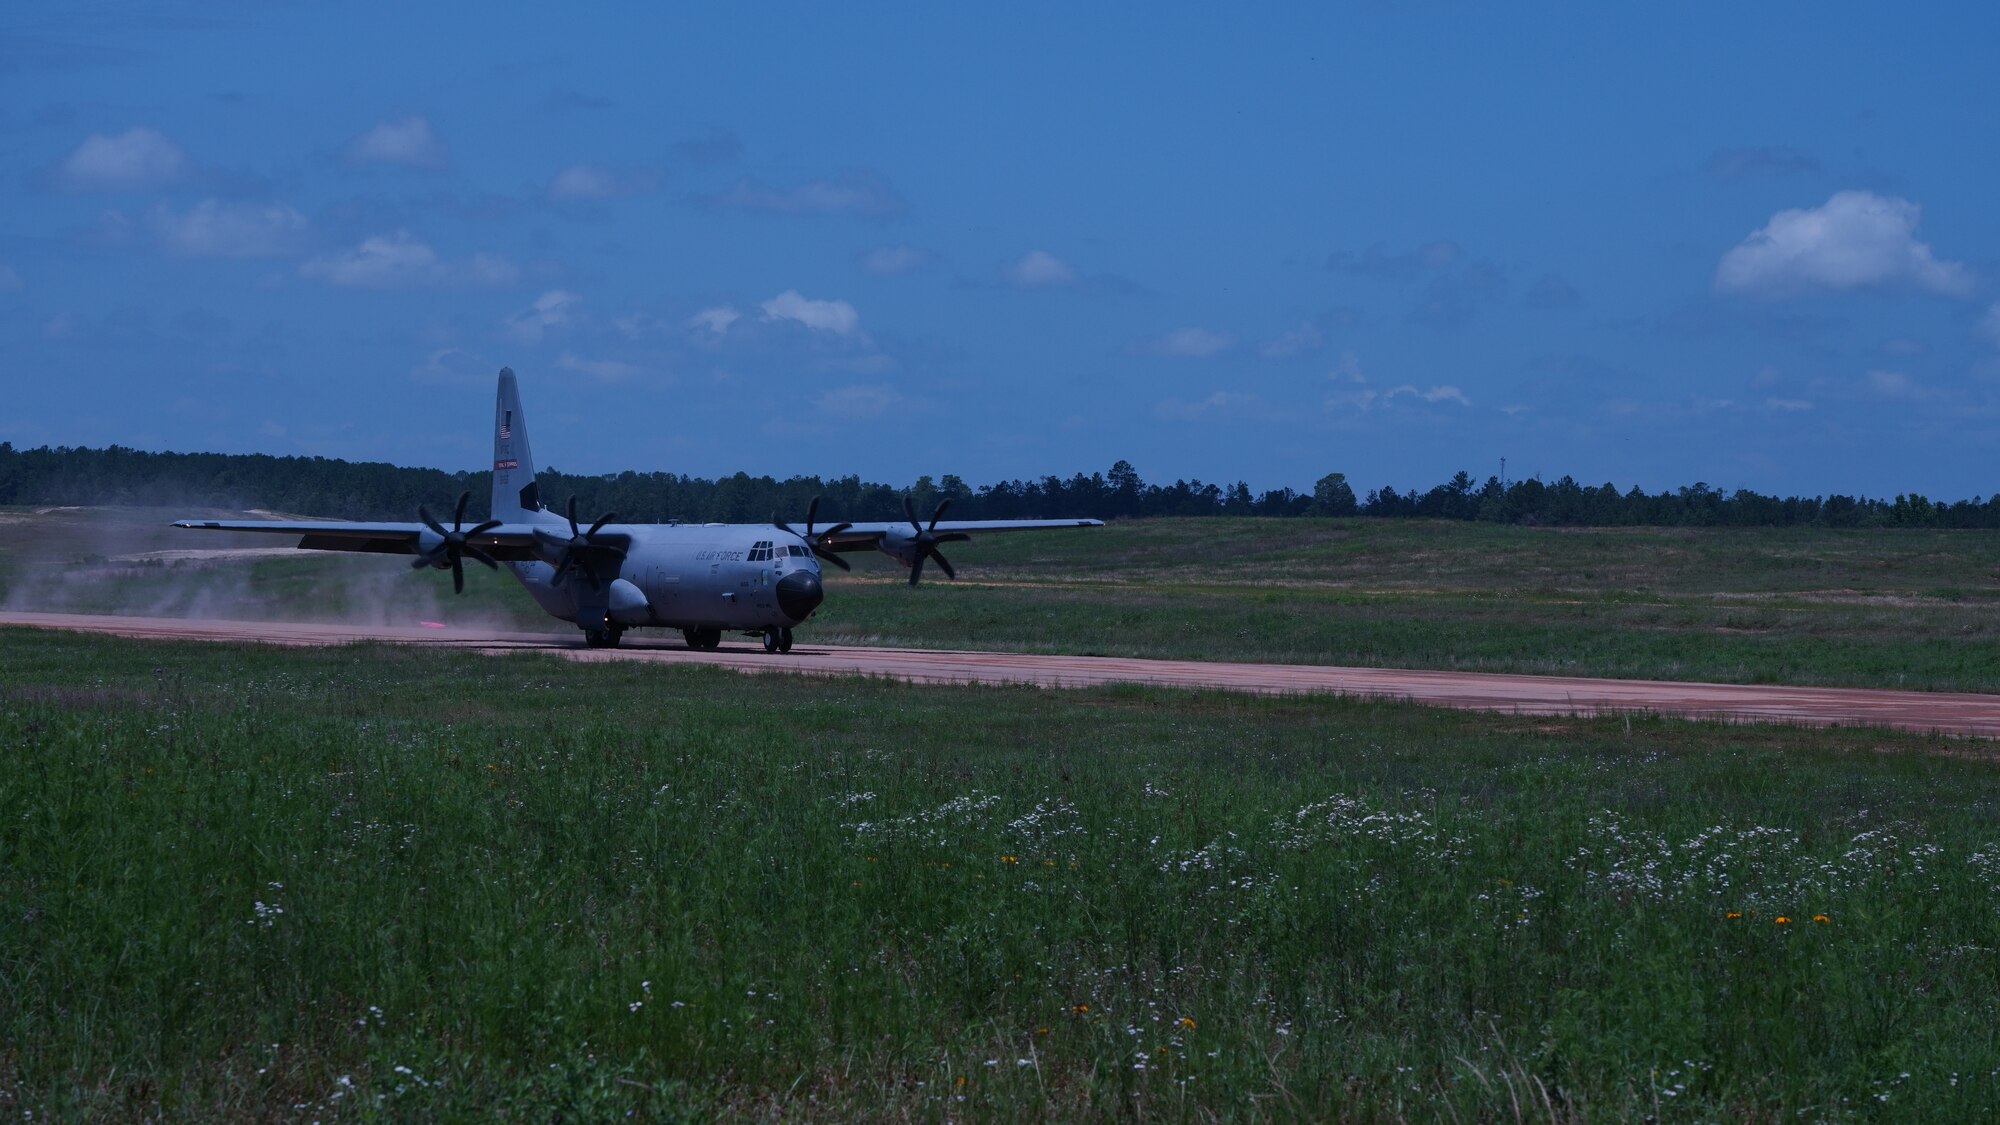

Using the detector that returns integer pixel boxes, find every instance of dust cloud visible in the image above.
[0,505,551,635]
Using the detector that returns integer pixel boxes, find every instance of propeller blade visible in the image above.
[410,554,434,570]
[418,505,448,537]
[453,491,471,530]
[566,495,581,538]
[550,561,570,588]
[818,521,852,542]
[903,493,921,534]
[587,511,618,538]
[463,545,499,569]
[774,517,794,537]
[934,532,972,545]
[803,496,820,538]
[450,557,465,594]
[467,519,501,537]
[929,548,957,581]
[817,550,851,571]
[908,552,927,586]
[928,497,952,533]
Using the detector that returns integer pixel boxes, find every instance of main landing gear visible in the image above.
[583,624,624,648]
[681,626,721,651]
[761,627,794,654]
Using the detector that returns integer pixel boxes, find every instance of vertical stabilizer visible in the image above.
[491,367,543,519]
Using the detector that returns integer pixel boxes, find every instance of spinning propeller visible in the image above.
[535,495,626,589]
[412,490,500,594]
[901,494,970,586]
[774,495,853,571]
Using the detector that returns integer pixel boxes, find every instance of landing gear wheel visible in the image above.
[583,627,611,648]
[684,626,721,651]
[778,627,793,654]
[681,627,700,650]
[604,625,624,649]
[761,627,781,654]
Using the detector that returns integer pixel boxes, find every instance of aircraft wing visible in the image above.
[815,518,1102,552]
[171,518,546,561]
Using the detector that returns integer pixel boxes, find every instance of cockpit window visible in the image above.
[788,544,809,557]
[747,540,774,562]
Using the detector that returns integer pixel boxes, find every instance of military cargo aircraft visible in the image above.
[174,369,1101,651]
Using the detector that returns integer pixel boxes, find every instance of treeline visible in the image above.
[0,442,1994,529]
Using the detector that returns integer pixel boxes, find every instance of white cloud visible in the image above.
[1865,369,1912,397]
[555,351,645,382]
[343,116,451,170]
[411,347,494,386]
[546,164,657,200]
[1382,384,1472,406]
[55,127,191,191]
[687,305,740,335]
[817,383,902,419]
[1765,397,1814,412]
[0,265,21,292]
[759,290,859,335]
[1006,250,1076,288]
[506,290,582,342]
[300,231,516,288]
[859,245,929,276]
[1258,321,1324,360]
[709,173,904,217]
[1137,327,1234,358]
[149,199,308,258]
[1715,191,1973,298]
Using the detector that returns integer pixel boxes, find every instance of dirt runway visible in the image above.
[4,610,1997,738]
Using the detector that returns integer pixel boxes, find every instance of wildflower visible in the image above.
[1072,1003,1090,1015]
[1725,911,1742,919]
[851,880,861,889]
[1812,914,1830,924]
[1178,1016,1197,1030]
[1775,916,1792,925]
[954,1075,967,1087]
[1001,854,1018,864]
[1035,1026,1050,1036]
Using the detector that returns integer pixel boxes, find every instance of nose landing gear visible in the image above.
[761,626,794,654]
[681,626,721,651]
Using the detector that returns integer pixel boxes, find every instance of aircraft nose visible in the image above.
[776,569,824,621]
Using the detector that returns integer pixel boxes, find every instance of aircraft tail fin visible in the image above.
[491,367,544,519]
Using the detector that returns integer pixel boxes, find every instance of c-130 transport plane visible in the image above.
[175,368,1101,651]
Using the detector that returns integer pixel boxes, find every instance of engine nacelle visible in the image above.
[607,578,651,626]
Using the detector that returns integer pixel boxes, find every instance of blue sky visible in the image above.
[4,2,1998,499]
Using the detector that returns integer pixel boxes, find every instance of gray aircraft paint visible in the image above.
[174,368,1101,648]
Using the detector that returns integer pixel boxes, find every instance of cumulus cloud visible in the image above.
[411,346,495,386]
[0,265,21,292]
[545,164,658,200]
[1258,321,1324,360]
[688,305,740,335]
[505,290,581,342]
[759,290,859,334]
[300,231,516,287]
[1715,191,1973,298]
[1135,327,1235,358]
[1005,249,1076,288]
[149,199,308,258]
[54,126,191,191]
[555,351,645,381]
[342,116,451,171]
[706,172,904,217]
[1865,369,1912,397]
[1765,397,1814,412]
[1405,384,1472,406]
[859,245,930,276]
[817,383,902,419]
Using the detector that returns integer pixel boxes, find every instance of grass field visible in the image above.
[4,627,1999,1120]
[5,507,1998,692]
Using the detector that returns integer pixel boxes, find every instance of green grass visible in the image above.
[5,508,2000,690]
[4,628,1999,1120]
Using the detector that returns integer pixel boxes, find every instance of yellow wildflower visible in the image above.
[1775,916,1792,925]
[1812,914,1830,924]
[1178,1016,1197,1030]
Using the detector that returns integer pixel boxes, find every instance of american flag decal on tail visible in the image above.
[498,410,512,440]
[495,459,518,470]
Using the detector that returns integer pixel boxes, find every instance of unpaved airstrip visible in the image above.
[3,610,1996,738]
